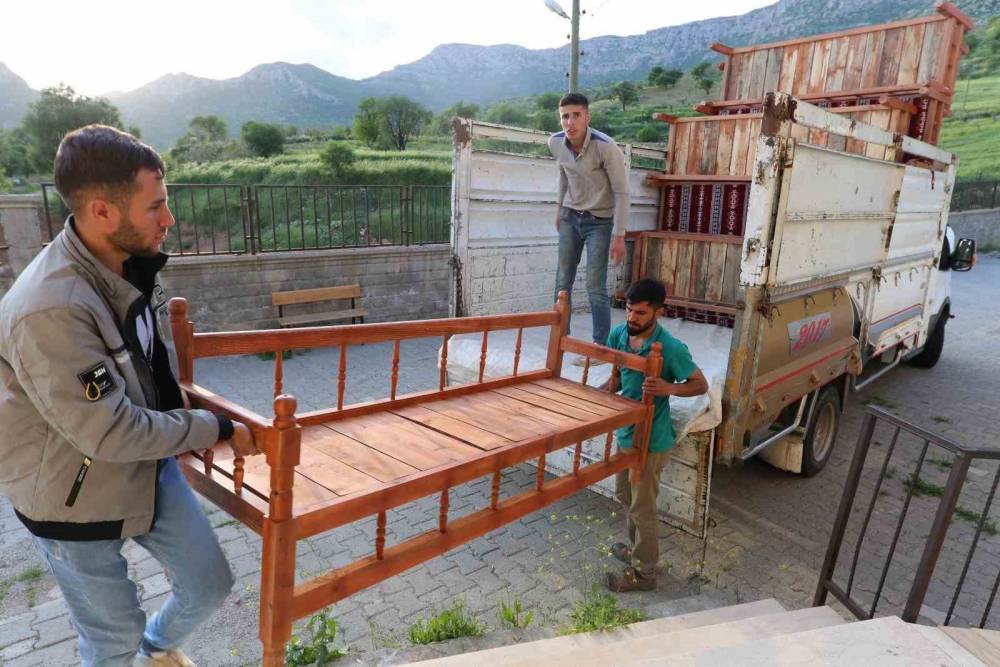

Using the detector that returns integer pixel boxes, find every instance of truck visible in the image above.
[445,4,978,538]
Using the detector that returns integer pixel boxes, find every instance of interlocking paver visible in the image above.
[0,258,995,665]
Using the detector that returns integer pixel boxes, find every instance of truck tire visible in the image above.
[802,386,841,477]
[906,307,947,369]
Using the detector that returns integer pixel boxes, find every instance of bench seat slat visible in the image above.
[272,285,362,307]
[278,308,368,327]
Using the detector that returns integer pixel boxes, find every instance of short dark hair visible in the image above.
[54,124,165,213]
[625,278,666,308]
[558,93,589,108]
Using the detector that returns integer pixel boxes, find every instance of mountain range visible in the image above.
[2,0,997,148]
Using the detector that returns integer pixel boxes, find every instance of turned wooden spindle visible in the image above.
[604,433,613,462]
[573,442,582,473]
[490,471,501,509]
[203,448,214,475]
[439,334,451,391]
[439,489,449,533]
[233,455,245,495]
[581,357,591,385]
[478,330,489,383]
[273,350,284,398]
[513,327,523,376]
[376,511,387,560]
[390,340,400,400]
[337,344,347,410]
[536,453,546,491]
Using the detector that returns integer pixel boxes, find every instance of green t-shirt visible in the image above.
[607,322,698,453]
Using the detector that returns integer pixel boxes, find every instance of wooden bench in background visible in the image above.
[272,284,367,327]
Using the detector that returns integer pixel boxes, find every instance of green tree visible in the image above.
[611,81,639,111]
[655,68,683,88]
[240,121,285,157]
[535,92,563,111]
[169,116,238,163]
[484,102,530,127]
[0,166,11,193]
[378,96,432,150]
[533,110,561,133]
[189,115,228,142]
[0,128,33,178]
[352,97,384,148]
[20,84,122,170]
[647,66,665,86]
[319,141,356,177]
[434,101,480,135]
[690,62,719,95]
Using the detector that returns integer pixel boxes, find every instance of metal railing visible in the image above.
[952,180,1000,212]
[40,183,451,254]
[815,406,1000,628]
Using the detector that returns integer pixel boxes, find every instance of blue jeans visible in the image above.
[554,207,613,345]
[33,457,234,666]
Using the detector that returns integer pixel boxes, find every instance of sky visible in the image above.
[1,0,775,96]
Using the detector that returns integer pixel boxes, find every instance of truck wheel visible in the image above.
[906,308,947,369]
[802,386,841,477]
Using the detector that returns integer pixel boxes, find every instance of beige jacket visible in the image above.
[0,220,221,539]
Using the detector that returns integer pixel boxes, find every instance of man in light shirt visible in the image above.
[548,93,631,362]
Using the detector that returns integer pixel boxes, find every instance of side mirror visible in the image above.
[951,238,976,272]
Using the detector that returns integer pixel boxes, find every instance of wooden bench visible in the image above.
[272,285,367,327]
[168,291,658,666]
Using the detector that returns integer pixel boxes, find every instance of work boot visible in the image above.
[611,541,632,565]
[606,565,656,592]
[135,647,197,667]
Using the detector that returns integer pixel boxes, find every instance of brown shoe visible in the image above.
[611,542,632,565]
[606,566,656,592]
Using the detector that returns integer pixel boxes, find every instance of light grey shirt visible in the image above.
[548,127,631,236]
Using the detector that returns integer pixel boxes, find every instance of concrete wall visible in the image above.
[949,207,1000,250]
[161,246,450,331]
[0,194,452,331]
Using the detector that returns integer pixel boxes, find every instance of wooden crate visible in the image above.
[631,232,742,327]
[708,2,972,144]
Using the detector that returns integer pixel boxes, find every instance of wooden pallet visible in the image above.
[168,292,659,666]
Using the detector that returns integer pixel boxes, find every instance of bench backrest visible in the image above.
[272,285,362,307]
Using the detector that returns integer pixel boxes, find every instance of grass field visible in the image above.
[939,75,1000,181]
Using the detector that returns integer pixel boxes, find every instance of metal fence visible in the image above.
[815,406,1000,629]
[952,180,1000,212]
[41,183,451,255]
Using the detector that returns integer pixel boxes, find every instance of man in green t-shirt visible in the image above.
[603,278,708,592]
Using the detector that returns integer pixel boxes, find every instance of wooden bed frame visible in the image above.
[167,291,659,665]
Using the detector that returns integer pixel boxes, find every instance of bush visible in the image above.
[319,142,356,176]
[241,121,286,157]
[635,125,664,143]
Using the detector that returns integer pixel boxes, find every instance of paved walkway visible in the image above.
[1,258,997,665]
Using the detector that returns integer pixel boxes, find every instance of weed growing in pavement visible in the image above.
[285,610,349,665]
[865,394,898,409]
[0,566,46,603]
[368,620,402,650]
[561,584,644,635]
[408,598,486,644]
[903,474,945,498]
[497,593,534,629]
[929,457,954,471]
[954,506,999,535]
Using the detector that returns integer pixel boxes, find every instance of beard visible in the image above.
[109,214,158,258]
[626,319,654,336]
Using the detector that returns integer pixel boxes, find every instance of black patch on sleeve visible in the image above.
[77,362,117,402]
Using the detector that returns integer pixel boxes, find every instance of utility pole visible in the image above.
[569,0,580,92]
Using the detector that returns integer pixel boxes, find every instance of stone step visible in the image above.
[404,598,785,666]
[535,605,845,667]
[623,616,986,667]
[940,626,1000,665]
